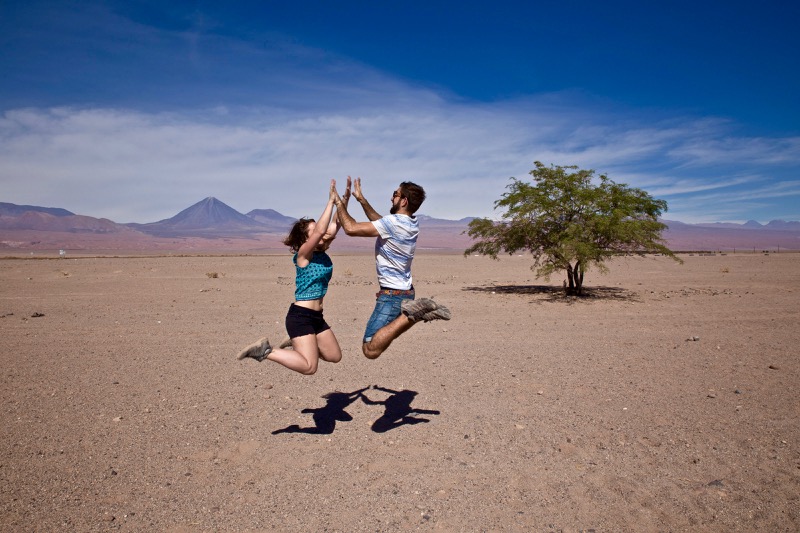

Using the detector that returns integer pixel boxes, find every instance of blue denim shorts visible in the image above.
[363,290,414,343]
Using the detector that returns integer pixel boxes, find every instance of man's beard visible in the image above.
[390,203,399,214]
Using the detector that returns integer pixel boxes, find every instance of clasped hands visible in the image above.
[330,175,364,208]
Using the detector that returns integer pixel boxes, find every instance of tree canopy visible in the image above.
[465,162,680,295]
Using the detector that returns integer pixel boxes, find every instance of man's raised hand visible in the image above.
[352,177,365,202]
[342,176,352,206]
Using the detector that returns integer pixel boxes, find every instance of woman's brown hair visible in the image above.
[283,218,314,252]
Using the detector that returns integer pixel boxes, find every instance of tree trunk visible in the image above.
[565,261,584,296]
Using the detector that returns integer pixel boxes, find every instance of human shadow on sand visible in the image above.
[464,284,639,302]
[271,387,368,435]
[271,385,440,435]
[361,385,441,433]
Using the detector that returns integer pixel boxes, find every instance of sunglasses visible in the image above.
[392,191,404,199]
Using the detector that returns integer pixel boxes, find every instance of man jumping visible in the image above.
[332,177,451,359]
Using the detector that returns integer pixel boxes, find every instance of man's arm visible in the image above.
[352,177,382,221]
[335,198,379,237]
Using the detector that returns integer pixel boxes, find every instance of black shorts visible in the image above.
[285,303,331,339]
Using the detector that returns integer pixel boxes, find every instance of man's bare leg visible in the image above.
[362,315,414,359]
[362,297,451,359]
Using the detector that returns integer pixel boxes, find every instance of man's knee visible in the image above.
[362,342,382,360]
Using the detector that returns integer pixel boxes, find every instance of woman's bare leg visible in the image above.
[316,328,342,363]
[266,334,320,375]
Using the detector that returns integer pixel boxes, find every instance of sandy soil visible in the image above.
[1,251,798,532]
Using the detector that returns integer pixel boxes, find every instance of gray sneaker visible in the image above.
[421,304,451,322]
[401,297,440,323]
[279,337,293,349]
[237,337,272,362]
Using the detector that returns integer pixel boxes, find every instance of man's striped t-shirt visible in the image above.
[372,214,419,290]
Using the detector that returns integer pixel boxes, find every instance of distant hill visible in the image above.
[663,219,800,232]
[126,197,270,238]
[661,219,800,251]
[2,200,800,252]
[416,214,476,227]
[0,210,136,234]
[693,220,800,231]
[0,202,74,217]
[764,220,800,230]
[246,208,297,231]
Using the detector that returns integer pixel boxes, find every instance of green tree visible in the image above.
[465,162,680,295]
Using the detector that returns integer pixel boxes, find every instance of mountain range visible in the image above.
[1,198,799,253]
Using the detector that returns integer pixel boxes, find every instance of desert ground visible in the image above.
[1,251,798,532]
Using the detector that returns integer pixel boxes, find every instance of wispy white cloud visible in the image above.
[669,132,800,167]
[1,93,798,224]
[644,174,763,196]
[0,5,798,225]
[660,179,800,223]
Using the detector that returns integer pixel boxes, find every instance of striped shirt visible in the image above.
[372,214,419,290]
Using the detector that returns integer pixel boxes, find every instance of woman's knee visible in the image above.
[321,351,342,364]
[299,361,319,375]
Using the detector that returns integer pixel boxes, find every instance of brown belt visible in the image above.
[376,288,414,297]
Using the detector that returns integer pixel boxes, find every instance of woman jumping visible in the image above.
[236,179,348,375]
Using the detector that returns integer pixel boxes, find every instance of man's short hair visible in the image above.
[399,182,425,214]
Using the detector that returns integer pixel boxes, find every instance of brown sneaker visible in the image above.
[279,337,293,349]
[401,298,440,323]
[421,304,451,322]
[236,337,272,362]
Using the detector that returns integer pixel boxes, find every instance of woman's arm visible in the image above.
[296,180,338,265]
[319,178,352,249]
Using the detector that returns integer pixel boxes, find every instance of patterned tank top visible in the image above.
[294,251,333,301]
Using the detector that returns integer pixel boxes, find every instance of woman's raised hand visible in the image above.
[329,179,339,203]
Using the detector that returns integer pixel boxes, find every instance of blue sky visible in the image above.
[1,0,798,224]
